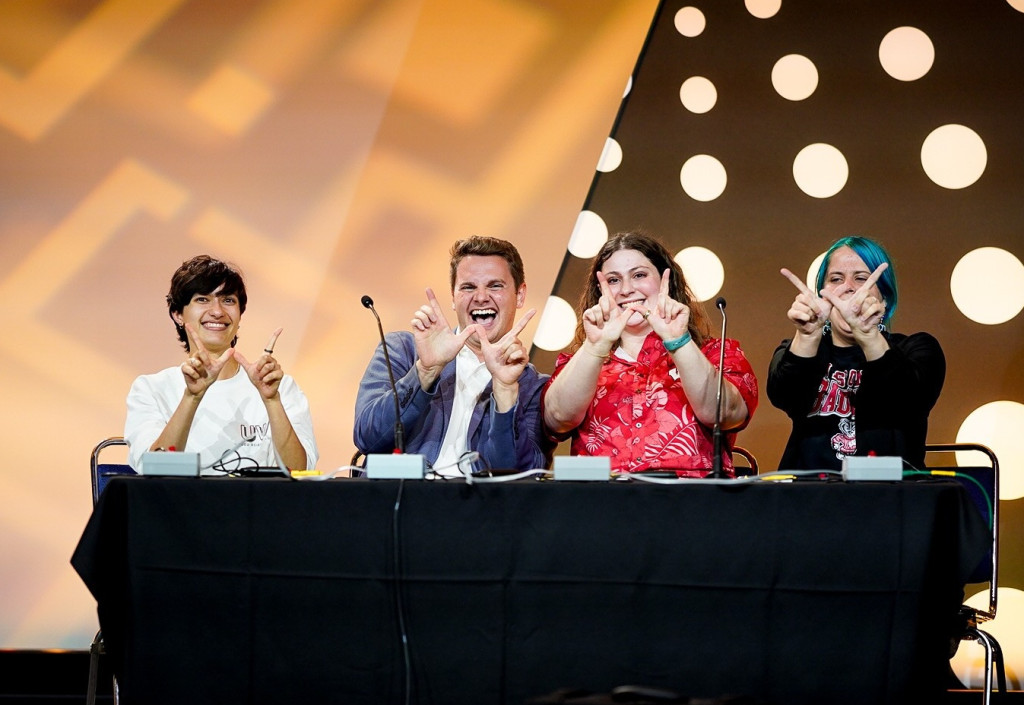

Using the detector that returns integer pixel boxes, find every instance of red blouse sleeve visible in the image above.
[700,337,759,431]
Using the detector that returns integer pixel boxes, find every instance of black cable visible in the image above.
[391,479,412,705]
[210,451,259,475]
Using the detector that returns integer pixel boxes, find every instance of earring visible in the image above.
[822,320,832,336]
[877,322,886,333]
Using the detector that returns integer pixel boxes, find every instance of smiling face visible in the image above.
[600,248,661,329]
[172,284,242,354]
[452,255,525,349]
[166,255,247,352]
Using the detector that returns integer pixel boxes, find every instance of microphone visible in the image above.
[709,297,728,479]
[361,296,425,479]
[362,295,405,453]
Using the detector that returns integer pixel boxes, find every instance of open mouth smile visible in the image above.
[470,308,497,324]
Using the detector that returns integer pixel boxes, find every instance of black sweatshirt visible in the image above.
[767,331,946,471]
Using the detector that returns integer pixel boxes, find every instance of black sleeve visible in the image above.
[766,339,830,420]
[856,332,946,418]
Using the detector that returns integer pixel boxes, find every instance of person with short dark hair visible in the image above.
[542,231,758,476]
[354,236,549,474]
[768,235,945,470]
[125,255,317,473]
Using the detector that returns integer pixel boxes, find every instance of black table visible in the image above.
[71,476,988,705]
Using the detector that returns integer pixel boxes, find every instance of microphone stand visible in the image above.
[360,294,416,705]
[361,295,405,453]
[709,297,728,479]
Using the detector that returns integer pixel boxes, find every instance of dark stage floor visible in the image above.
[0,649,1019,705]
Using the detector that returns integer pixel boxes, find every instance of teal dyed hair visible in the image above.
[815,236,898,324]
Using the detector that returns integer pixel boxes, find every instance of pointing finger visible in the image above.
[819,288,842,311]
[425,287,454,330]
[850,262,890,309]
[596,271,614,302]
[263,327,283,354]
[425,288,444,322]
[459,323,482,347]
[507,308,537,340]
[658,269,672,318]
[425,287,440,305]
[184,323,208,357]
[596,271,614,319]
[861,262,888,294]
[780,268,815,299]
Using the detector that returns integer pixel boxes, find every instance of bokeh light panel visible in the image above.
[538,1,1024,686]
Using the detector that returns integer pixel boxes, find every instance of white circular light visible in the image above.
[623,75,633,98]
[675,246,724,302]
[806,252,826,291]
[680,76,717,114]
[745,0,782,19]
[674,7,706,37]
[952,587,1024,690]
[680,154,727,202]
[596,137,622,173]
[878,26,935,81]
[950,247,1024,325]
[533,295,578,352]
[1010,0,1024,12]
[921,124,987,189]
[567,210,609,259]
[957,401,1024,501]
[793,143,848,198]
[772,54,818,101]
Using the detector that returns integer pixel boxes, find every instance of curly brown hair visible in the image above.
[569,231,710,352]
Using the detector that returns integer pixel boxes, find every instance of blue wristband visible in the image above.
[663,332,692,352]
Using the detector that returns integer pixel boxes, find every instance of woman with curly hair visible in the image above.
[542,231,758,476]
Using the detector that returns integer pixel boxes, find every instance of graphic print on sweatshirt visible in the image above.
[809,364,862,460]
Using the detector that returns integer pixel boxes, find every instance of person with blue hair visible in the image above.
[767,236,945,470]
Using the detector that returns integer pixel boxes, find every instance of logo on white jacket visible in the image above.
[240,422,270,442]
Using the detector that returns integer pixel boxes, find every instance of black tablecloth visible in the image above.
[71,477,988,705]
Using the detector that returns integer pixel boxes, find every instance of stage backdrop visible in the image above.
[0,0,655,648]
[0,0,1021,689]
[531,0,1024,688]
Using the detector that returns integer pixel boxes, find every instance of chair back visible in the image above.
[91,437,137,505]
[349,450,366,477]
[731,445,758,477]
[925,442,998,621]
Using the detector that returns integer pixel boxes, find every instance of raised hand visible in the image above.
[411,288,476,386]
[781,267,831,336]
[182,323,235,397]
[643,269,691,343]
[235,328,285,400]
[820,262,889,338]
[477,308,536,412]
[581,271,640,352]
[478,308,536,387]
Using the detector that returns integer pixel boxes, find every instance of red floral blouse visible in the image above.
[545,333,759,476]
